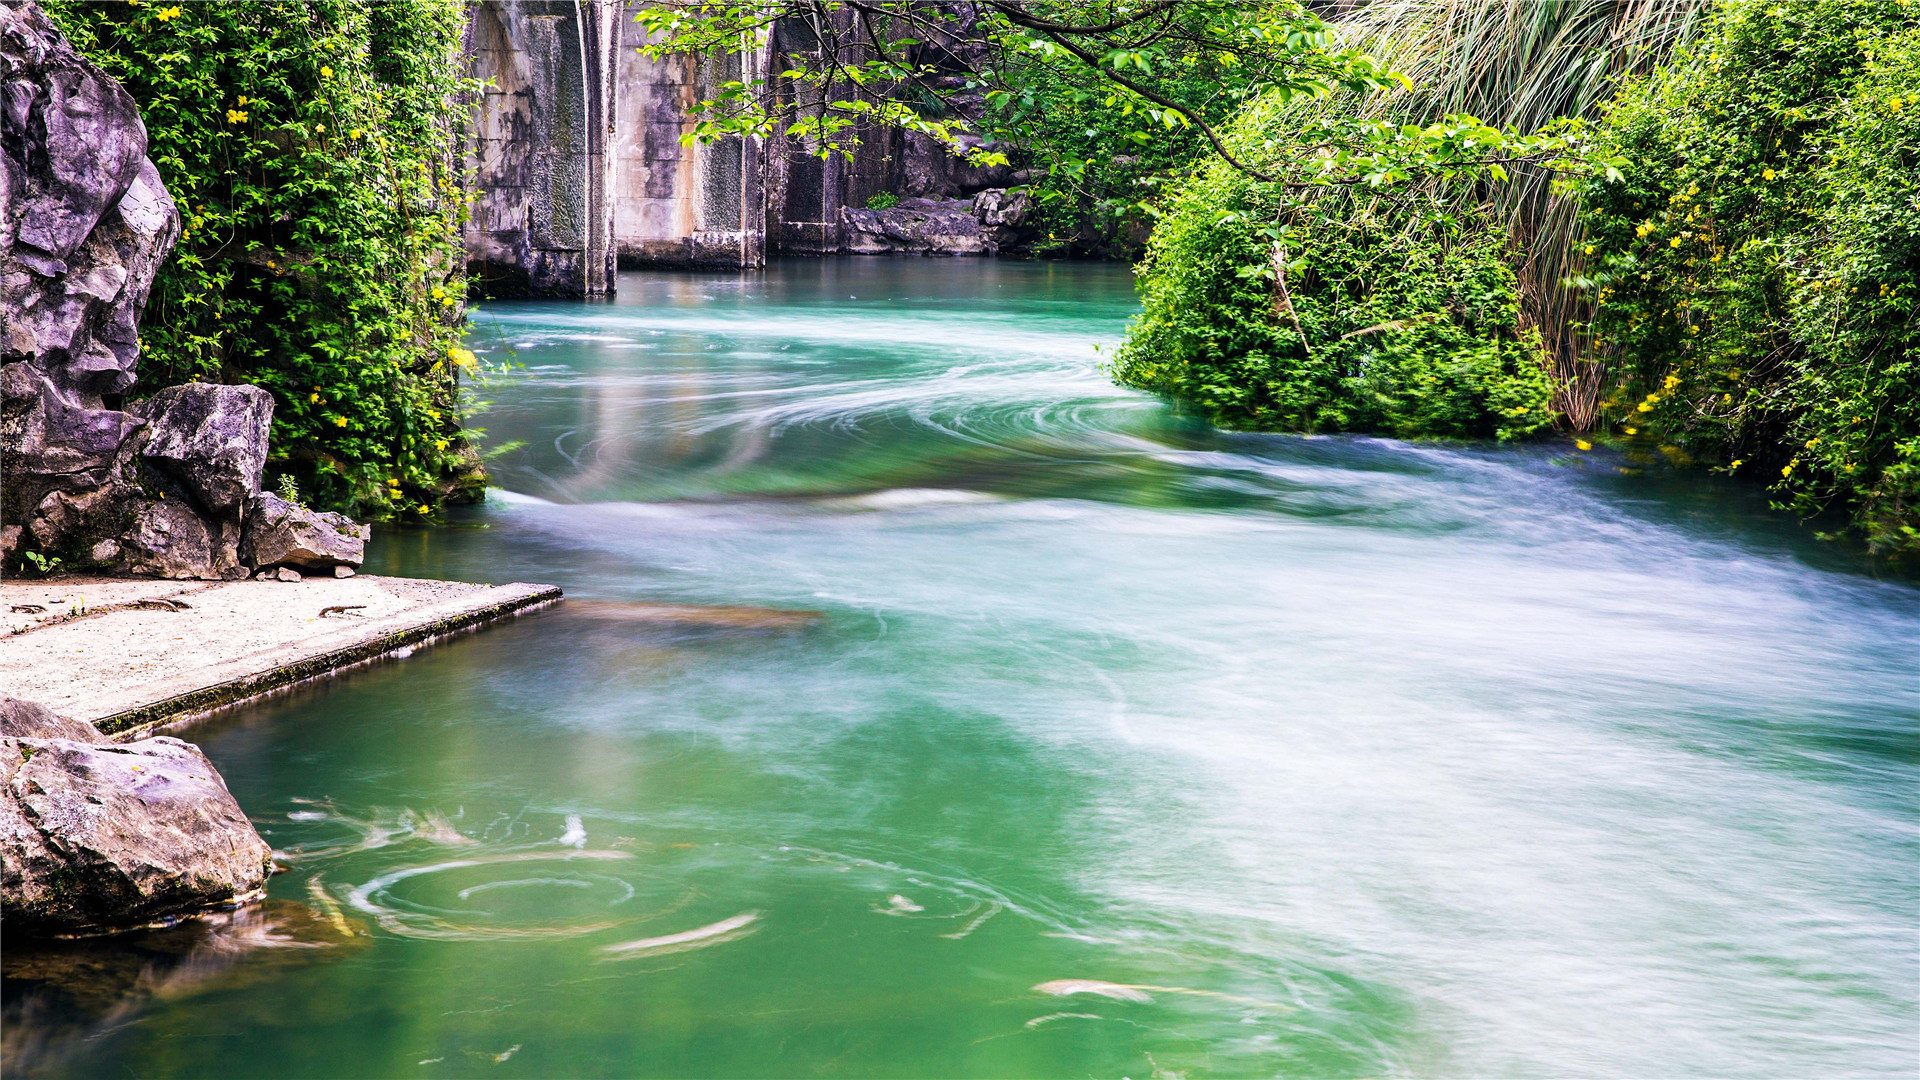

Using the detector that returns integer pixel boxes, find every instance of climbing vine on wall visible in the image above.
[45,0,482,520]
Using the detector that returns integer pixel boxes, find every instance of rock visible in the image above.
[242,492,368,572]
[129,384,273,517]
[0,696,102,743]
[842,197,989,256]
[1,733,272,935]
[0,3,289,581]
[333,565,354,578]
[272,566,301,583]
[119,487,244,579]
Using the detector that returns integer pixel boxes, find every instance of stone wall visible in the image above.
[462,0,1035,290]
[462,0,618,297]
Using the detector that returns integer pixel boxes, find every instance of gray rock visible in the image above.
[0,696,102,743]
[273,566,301,583]
[129,384,273,517]
[0,2,286,582]
[1,729,272,935]
[242,492,368,571]
[119,489,244,579]
[842,197,989,256]
[333,564,355,578]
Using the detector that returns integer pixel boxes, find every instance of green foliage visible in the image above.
[1113,123,1556,441]
[1578,0,1920,554]
[864,191,900,211]
[44,0,482,521]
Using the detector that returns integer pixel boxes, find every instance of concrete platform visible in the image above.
[1,575,562,738]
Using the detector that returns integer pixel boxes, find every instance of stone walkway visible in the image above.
[0,575,560,737]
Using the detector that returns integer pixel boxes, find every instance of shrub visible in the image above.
[1112,98,1556,443]
[1579,0,1920,554]
[45,0,483,521]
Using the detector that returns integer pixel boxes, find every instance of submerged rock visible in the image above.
[242,492,368,572]
[0,696,271,936]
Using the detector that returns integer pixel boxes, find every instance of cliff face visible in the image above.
[461,0,1034,297]
[0,0,361,579]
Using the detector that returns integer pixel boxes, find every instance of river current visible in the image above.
[9,260,1917,1078]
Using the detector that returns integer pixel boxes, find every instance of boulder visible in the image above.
[0,698,272,936]
[842,197,989,256]
[130,384,273,517]
[242,492,368,571]
[0,697,102,743]
[0,2,291,580]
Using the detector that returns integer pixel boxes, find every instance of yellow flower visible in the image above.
[1624,426,1637,435]
[431,286,446,300]
[1781,462,1795,478]
[1575,439,1592,451]
[1762,168,1775,181]
[416,505,430,515]
[333,416,348,428]
[1669,236,1683,248]
[237,96,248,106]
[1663,374,1681,390]
[1892,97,1906,113]
[1730,459,1743,470]
[155,5,181,20]
[1722,393,1733,405]
[226,109,247,124]
[350,128,362,139]
[320,65,333,78]
[315,123,325,133]
[1637,402,1653,412]
[308,392,320,403]
[435,439,449,451]
[1583,244,1595,255]
[266,259,277,269]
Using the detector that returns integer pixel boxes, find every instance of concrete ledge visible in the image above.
[0,576,561,739]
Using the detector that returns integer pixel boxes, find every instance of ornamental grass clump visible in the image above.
[46,0,483,520]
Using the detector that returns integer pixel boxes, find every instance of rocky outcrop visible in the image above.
[0,1,364,578]
[242,492,369,572]
[840,189,1033,256]
[0,696,273,936]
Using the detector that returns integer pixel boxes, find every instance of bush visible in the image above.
[1112,98,1556,443]
[1579,0,1920,555]
[45,0,483,521]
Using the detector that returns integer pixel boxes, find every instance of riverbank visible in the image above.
[0,575,560,739]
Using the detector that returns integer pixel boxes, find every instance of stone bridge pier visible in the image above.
[463,0,768,297]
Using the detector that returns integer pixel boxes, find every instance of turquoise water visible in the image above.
[8,260,1917,1078]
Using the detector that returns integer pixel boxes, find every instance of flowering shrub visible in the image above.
[1579,0,1920,554]
[46,0,483,519]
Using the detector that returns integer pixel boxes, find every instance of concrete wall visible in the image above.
[610,8,768,269]
[462,2,1022,285]
[463,0,617,297]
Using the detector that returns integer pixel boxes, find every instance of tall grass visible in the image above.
[1326,0,1709,429]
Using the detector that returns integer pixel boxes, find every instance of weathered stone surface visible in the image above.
[119,487,246,580]
[0,695,101,743]
[1,0,180,572]
[242,492,368,571]
[839,189,1032,256]
[129,384,273,517]
[843,197,988,256]
[0,697,272,937]
[0,2,318,580]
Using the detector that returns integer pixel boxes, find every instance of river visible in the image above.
[11,260,1918,1078]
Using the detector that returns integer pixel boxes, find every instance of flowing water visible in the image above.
[10,260,1918,1078]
